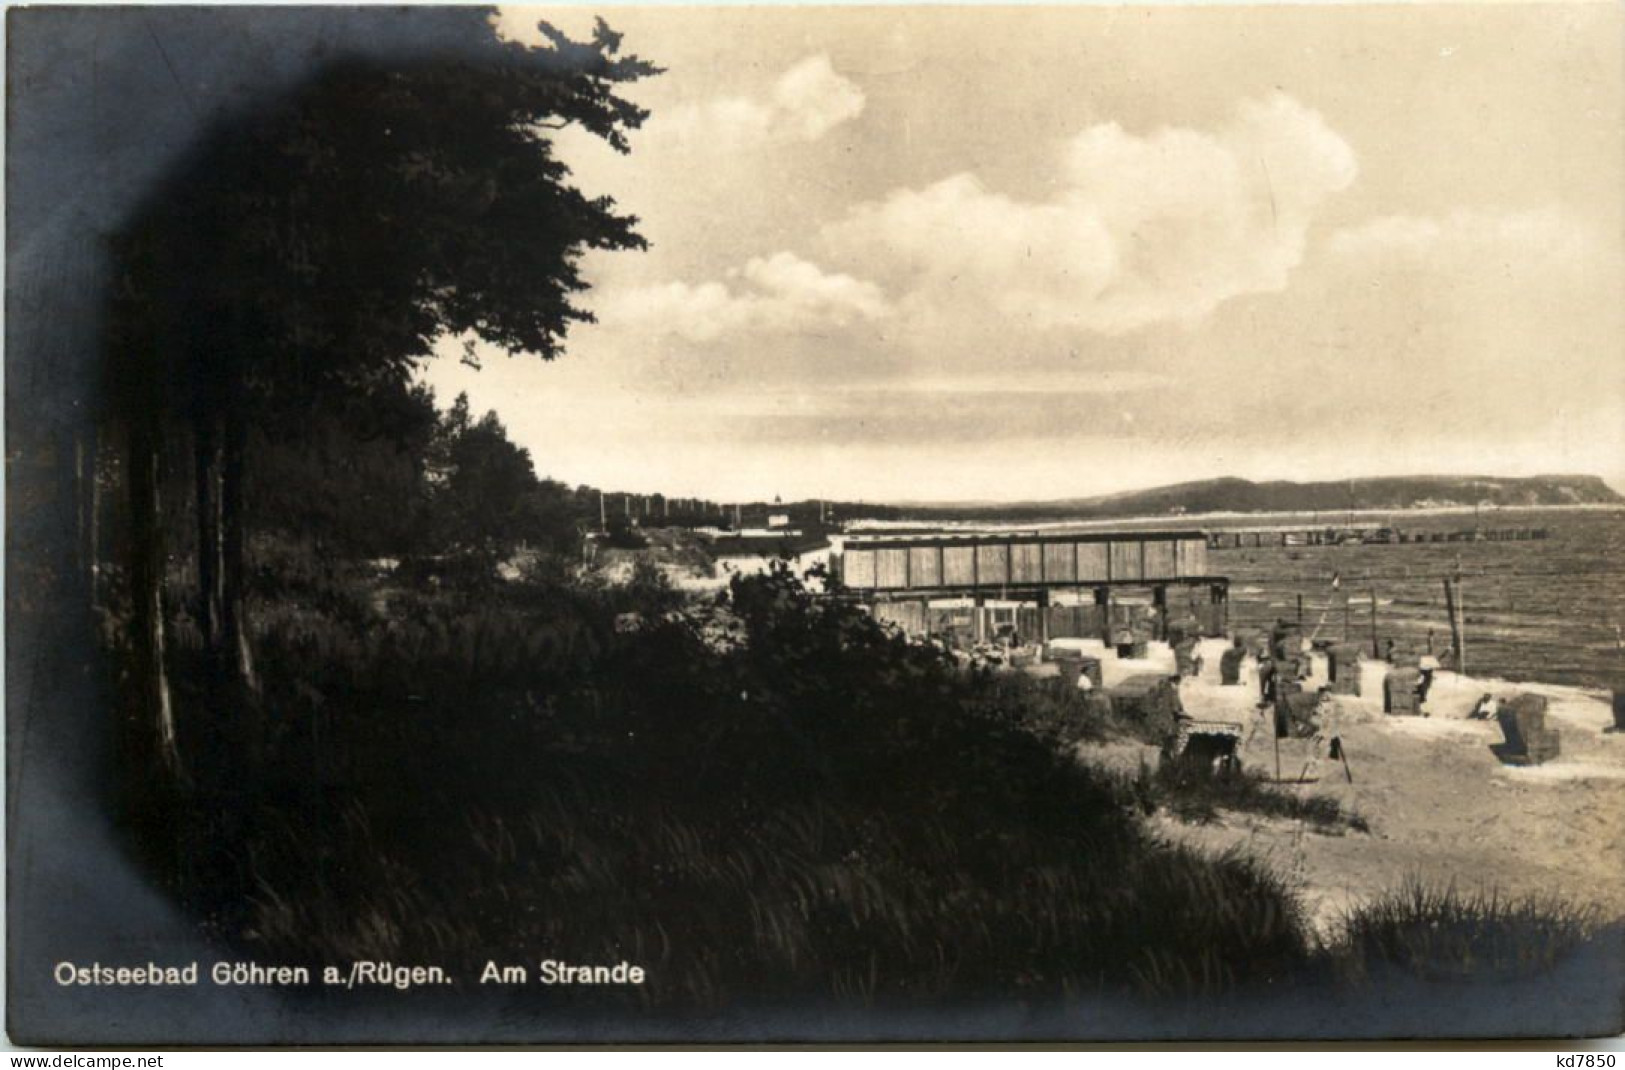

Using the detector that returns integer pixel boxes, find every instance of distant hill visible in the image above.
[815,475,1622,524]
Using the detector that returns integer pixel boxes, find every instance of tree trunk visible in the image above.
[72,426,101,613]
[87,426,101,613]
[193,414,225,653]
[74,431,87,576]
[220,408,257,695]
[127,415,183,779]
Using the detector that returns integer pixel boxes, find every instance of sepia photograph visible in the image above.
[5,1,1624,1048]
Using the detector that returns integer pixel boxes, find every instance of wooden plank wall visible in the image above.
[1077,542,1110,582]
[845,535,1208,591]
[844,548,876,588]
[909,545,942,587]
[1047,605,1108,638]
[1043,542,1077,583]
[1175,538,1208,577]
[1109,541,1143,581]
[1143,540,1177,579]
[975,543,1009,586]
[1011,543,1043,584]
[873,601,926,635]
[876,547,909,588]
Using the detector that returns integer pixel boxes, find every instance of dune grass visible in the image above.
[1328,878,1608,983]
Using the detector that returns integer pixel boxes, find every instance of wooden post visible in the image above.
[1331,737,1354,783]
[1368,587,1380,658]
[1444,575,1466,676]
[1456,578,1467,677]
[1296,593,1304,628]
[1443,578,1457,669]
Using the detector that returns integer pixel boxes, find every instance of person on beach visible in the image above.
[1219,638,1247,685]
[1417,654,1440,707]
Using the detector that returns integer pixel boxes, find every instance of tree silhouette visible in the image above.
[432,397,550,560]
[108,17,658,775]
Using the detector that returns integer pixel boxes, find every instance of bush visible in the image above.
[602,514,646,549]
[969,671,1111,747]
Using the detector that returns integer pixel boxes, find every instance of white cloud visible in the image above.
[1183,200,1623,453]
[655,55,864,148]
[742,250,888,318]
[768,55,867,140]
[1327,207,1595,267]
[827,172,1121,311]
[825,93,1356,334]
[596,251,888,343]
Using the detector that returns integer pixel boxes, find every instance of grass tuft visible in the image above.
[1330,878,1604,982]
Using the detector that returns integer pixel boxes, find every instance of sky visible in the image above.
[418,3,1625,503]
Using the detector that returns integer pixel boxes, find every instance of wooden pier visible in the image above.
[1208,526,1550,550]
[835,530,1230,643]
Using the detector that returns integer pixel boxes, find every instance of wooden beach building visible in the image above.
[835,530,1228,644]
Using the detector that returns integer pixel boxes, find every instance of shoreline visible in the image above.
[849,502,1625,534]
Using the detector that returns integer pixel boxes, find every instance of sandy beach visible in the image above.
[1068,639,1625,936]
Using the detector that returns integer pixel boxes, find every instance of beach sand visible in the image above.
[1078,639,1625,936]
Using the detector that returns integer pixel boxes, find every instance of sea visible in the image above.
[1206,507,1625,690]
[852,505,1625,690]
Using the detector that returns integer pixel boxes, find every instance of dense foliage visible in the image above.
[248,385,598,572]
[147,562,1317,1006]
[103,17,660,778]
